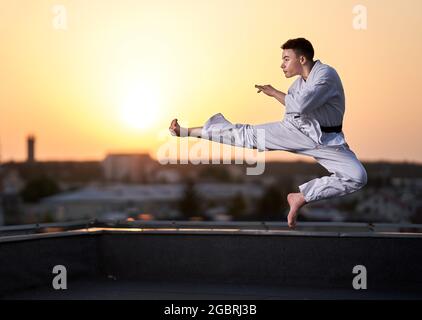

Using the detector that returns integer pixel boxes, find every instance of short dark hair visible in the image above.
[281,38,314,61]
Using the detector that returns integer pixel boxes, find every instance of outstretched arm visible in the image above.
[255,84,286,105]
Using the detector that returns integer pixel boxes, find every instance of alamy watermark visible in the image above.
[52,4,68,30]
[52,265,67,290]
[352,264,367,290]
[352,4,368,30]
[156,126,266,175]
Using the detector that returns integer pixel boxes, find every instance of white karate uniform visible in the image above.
[199,60,367,203]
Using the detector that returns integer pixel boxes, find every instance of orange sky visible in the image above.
[1,0,421,163]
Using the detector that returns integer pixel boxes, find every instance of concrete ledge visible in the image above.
[1,227,422,298]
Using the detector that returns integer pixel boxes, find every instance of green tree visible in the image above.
[178,180,202,220]
[20,176,60,203]
[228,192,247,220]
[255,184,287,220]
[199,166,232,182]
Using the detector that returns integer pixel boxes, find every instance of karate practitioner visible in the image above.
[169,38,367,229]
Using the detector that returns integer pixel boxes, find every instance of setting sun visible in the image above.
[118,82,162,130]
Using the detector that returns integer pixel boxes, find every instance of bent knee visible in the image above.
[348,165,368,189]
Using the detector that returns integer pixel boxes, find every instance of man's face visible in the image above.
[281,49,302,78]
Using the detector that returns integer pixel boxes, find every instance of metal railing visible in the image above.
[1,219,422,238]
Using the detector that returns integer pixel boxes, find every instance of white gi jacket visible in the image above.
[284,60,346,146]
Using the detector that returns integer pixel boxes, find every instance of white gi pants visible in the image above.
[200,113,367,203]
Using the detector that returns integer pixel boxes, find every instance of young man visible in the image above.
[169,38,367,229]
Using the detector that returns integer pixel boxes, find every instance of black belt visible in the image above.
[320,125,342,133]
[292,115,342,133]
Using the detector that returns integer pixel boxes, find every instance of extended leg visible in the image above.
[170,113,317,151]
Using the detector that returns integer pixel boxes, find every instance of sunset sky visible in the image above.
[1,0,421,163]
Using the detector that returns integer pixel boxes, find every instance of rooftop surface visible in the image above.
[1,221,422,300]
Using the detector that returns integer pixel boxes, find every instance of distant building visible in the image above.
[1,169,25,195]
[301,205,346,222]
[0,197,4,226]
[41,183,264,222]
[27,135,36,164]
[0,169,25,225]
[356,189,413,223]
[0,165,2,225]
[154,169,182,183]
[409,200,422,224]
[102,153,156,183]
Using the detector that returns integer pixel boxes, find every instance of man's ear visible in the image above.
[300,56,307,65]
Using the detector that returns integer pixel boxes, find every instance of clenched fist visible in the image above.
[255,84,278,97]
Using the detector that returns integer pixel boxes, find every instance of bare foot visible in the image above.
[287,193,306,229]
[169,119,181,136]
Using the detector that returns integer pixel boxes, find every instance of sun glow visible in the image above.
[119,82,162,130]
